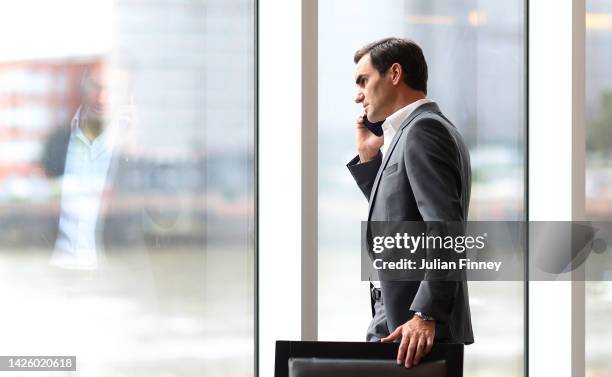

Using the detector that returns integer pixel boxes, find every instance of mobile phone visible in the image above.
[362,114,384,136]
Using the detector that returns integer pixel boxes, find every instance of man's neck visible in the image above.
[386,91,426,117]
[80,116,104,143]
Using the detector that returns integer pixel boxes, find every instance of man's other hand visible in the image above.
[380,316,435,368]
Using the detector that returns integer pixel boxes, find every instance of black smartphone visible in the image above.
[362,114,384,136]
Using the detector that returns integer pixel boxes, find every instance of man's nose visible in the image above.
[355,92,364,103]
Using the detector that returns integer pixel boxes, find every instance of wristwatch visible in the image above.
[414,311,435,321]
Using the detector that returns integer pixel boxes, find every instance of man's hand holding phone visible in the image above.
[356,114,384,163]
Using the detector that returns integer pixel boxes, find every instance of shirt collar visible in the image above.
[383,98,433,133]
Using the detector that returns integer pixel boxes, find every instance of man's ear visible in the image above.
[390,63,403,86]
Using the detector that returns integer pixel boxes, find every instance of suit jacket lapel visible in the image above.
[367,102,440,220]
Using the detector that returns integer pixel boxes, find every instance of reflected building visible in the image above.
[0,58,99,186]
[113,0,254,246]
[0,1,256,247]
[0,59,102,247]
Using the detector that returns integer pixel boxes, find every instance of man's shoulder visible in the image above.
[403,111,454,139]
[399,110,467,159]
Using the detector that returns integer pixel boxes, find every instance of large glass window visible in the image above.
[0,1,255,376]
[318,1,525,376]
[586,1,612,375]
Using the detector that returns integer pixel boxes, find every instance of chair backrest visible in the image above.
[289,358,446,377]
[275,341,463,377]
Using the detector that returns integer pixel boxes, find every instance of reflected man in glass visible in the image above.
[43,64,138,269]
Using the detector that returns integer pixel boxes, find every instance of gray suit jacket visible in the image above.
[347,102,474,344]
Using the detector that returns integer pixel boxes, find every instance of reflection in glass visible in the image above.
[319,1,524,376]
[0,2,254,376]
[586,1,612,376]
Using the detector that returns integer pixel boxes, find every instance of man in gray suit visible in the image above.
[347,38,474,368]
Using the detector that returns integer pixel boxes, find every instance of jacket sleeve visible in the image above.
[403,118,464,323]
[346,151,382,201]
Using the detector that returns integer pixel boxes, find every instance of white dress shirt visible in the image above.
[380,98,433,158]
[373,98,433,289]
[50,107,117,269]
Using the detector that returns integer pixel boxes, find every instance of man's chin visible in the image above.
[367,114,383,122]
[86,108,107,120]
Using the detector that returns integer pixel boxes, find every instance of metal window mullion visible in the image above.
[301,0,318,342]
[528,1,586,376]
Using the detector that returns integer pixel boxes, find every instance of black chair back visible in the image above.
[275,341,463,377]
[289,358,446,377]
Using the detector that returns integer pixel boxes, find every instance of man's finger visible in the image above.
[380,326,401,343]
[396,333,409,365]
[404,336,417,368]
[413,336,427,366]
[425,336,434,354]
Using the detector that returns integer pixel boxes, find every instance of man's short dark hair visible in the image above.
[354,37,428,94]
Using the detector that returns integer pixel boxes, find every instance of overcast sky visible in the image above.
[0,0,112,61]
